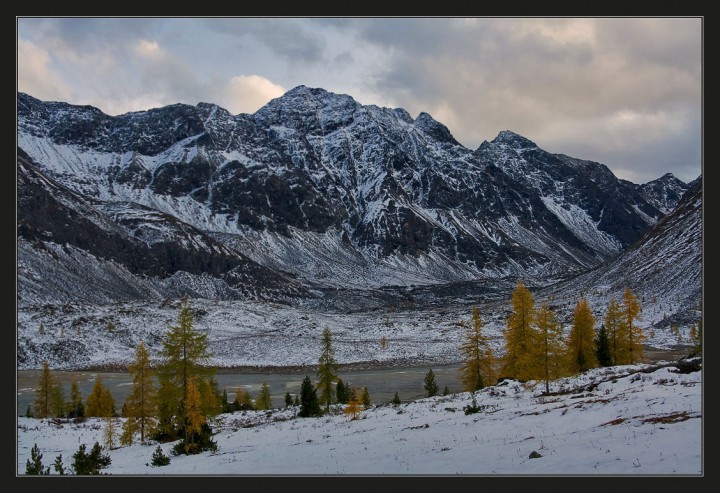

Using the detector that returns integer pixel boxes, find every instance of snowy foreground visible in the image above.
[17,361,701,476]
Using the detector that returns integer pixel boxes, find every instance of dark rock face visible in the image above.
[16,86,693,301]
[17,148,306,304]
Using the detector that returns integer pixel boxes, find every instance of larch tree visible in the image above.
[49,380,66,418]
[255,383,272,410]
[67,380,84,418]
[178,377,216,455]
[566,298,598,374]
[85,377,115,418]
[103,417,118,450]
[121,341,157,445]
[501,281,539,381]
[603,298,623,365]
[535,302,565,394]
[156,298,216,443]
[360,387,371,407]
[316,326,339,411]
[621,288,646,363]
[33,361,57,419]
[344,390,362,420]
[458,306,496,392]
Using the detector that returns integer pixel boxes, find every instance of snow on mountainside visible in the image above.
[16,87,701,372]
[17,87,690,296]
[538,177,702,336]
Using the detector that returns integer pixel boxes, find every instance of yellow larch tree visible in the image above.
[121,341,157,445]
[621,288,646,363]
[459,306,496,392]
[535,302,566,393]
[501,281,539,381]
[566,298,598,374]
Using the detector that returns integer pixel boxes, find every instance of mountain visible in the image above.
[16,87,691,304]
[539,177,702,329]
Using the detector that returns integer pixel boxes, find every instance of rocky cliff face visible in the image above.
[17,86,693,302]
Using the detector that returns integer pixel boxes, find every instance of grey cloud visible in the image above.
[343,18,701,183]
[203,18,325,64]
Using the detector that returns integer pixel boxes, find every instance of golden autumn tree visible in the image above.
[121,341,157,445]
[181,377,210,455]
[535,302,566,393]
[255,383,272,410]
[458,306,496,392]
[343,388,363,421]
[566,298,598,374]
[603,298,623,365]
[33,360,59,418]
[85,377,115,417]
[156,298,216,445]
[621,288,646,364]
[316,326,339,412]
[501,281,539,381]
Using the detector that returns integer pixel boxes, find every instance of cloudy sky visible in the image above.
[17,17,702,183]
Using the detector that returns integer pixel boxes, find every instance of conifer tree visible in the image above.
[67,380,84,418]
[85,377,115,417]
[317,326,339,411]
[255,383,272,410]
[621,288,645,363]
[344,391,362,420]
[25,443,50,475]
[71,442,111,475]
[360,387,371,407]
[595,324,613,367]
[121,341,156,445]
[567,298,598,374]
[391,391,401,405]
[33,361,56,419]
[298,375,321,417]
[221,389,232,413]
[179,377,213,455]
[535,302,566,393]
[156,298,216,442]
[151,446,171,467]
[690,319,702,356]
[53,454,66,475]
[50,381,66,418]
[501,281,539,381]
[103,416,118,450]
[459,306,496,392]
[199,377,223,418]
[336,378,348,404]
[443,386,450,396]
[424,369,439,397]
[604,298,623,365]
[284,391,293,408]
[293,394,300,407]
[234,388,254,410]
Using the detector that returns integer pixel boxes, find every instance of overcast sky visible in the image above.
[17,17,702,184]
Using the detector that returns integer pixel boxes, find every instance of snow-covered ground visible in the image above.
[16,360,702,475]
[17,291,699,372]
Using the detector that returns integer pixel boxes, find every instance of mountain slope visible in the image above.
[16,87,690,297]
[539,177,702,328]
[17,148,307,306]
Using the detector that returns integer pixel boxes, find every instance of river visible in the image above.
[16,364,463,416]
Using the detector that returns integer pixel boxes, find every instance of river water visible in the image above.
[16,364,463,416]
